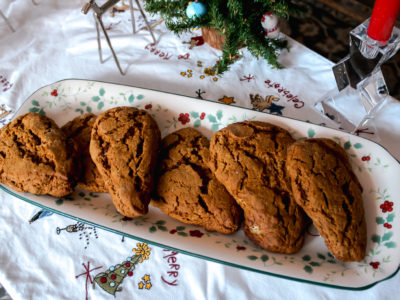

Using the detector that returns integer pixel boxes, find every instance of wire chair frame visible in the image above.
[82,0,157,75]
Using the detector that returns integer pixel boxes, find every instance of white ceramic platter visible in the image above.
[1,79,399,289]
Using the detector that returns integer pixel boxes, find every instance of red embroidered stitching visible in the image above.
[178,53,190,60]
[354,127,375,136]
[161,249,180,286]
[145,43,173,60]
[0,75,13,93]
[264,79,305,108]
[240,74,255,82]
[75,262,102,300]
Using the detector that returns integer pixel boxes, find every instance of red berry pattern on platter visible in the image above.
[369,188,396,272]
[361,155,370,161]
[380,201,394,213]
[383,223,392,229]
[369,261,380,269]
[189,230,204,238]
[178,113,190,125]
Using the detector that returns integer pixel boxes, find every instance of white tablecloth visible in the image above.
[0,1,399,299]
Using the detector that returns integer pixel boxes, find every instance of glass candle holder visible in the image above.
[314,19,400,134]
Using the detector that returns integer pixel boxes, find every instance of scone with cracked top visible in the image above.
[90,107,160,218]
[209,121,307,253]
[286,138,366,261]
[62,113,107,193]
[0,112,77,197]
[152,128,242,234]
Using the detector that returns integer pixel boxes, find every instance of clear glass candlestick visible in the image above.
[314,19,400,134]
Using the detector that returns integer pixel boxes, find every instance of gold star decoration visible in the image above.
[180,69,193,78]
[218,95,235,105]
[142,274,151,282]
[138,274,152,290]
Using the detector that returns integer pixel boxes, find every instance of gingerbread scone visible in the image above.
[90,107,160,218]
[152,128,242,234]
[286,138,366,261]
[62,113,107,193]
[209,121,307,253]
[0,112,77,197]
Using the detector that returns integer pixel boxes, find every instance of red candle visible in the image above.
[367,0,400,43]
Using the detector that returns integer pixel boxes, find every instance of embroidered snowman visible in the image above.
[261,12,280,39]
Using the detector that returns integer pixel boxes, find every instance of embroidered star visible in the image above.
[142,274,151,282]
[240,74,255,82]
[218,95,235,105]
[195,89,206,99]
[265,103,285,115]
[75,262,102,300]
[354,127,375,136]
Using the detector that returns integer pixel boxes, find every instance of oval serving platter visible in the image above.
[1,79,399,289]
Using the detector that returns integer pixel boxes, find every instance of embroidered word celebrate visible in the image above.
[161,249,180,286]
[264,79,304,108]
[0,75,13,93]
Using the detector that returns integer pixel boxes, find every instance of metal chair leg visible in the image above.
[0,10,15,32]
[94,15,104,63]
[131,0,156,43]
[95,14,126,75]
[126,0,136,34]
[82,0,157,75]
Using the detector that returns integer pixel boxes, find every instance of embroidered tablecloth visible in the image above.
[0,1,399,299]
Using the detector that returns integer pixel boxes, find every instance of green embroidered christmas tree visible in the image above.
[144,0,301,73]
[93,243,151,295]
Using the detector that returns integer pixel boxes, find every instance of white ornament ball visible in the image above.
[261,13,280,39]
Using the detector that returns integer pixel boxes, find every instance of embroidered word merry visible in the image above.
[0,75,13,93]
[264,79,304,108]
[145,43,173,60]
[161,249,180,286]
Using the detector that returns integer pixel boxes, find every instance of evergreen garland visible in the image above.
[144,0,301,73]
